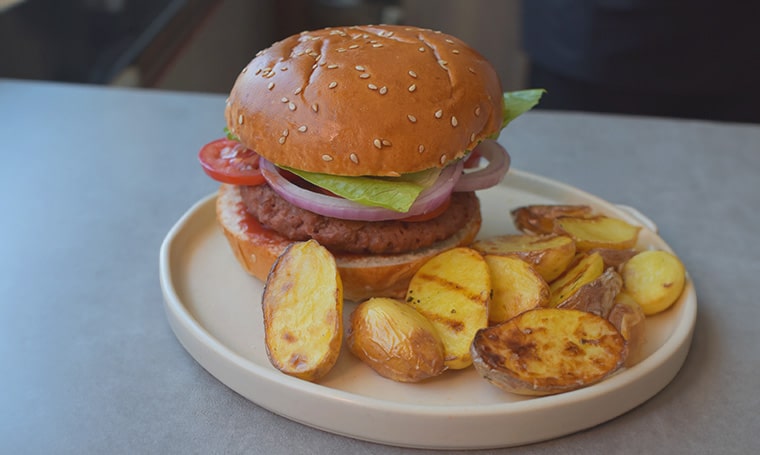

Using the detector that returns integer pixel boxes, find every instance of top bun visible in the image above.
[225,25,504,177]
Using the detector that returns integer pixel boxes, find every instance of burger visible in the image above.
[198,24,541,301]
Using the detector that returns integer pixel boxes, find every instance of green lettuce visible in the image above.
[280,89,544,212]
[286,167,440,213]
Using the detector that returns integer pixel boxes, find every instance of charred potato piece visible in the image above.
[262,240,343,382]
[484,255,549,324]
[608,293,646,366]
[471,308,627,396]
[472,234,576,282]
[548,252,605,308]
[511,204,593,235]
[556,267,622,317]
[621,250,686,315]
[406,247,490,370]
[347,297,446,382]
[554,215,641,251]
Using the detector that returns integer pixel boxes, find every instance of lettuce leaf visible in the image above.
[285,167,440,213]
[501,89,546,129]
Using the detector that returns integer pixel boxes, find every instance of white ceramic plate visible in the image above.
[160,169,696,449]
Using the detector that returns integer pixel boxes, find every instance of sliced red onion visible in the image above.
[453,140,511,192]
[259,158,464,221]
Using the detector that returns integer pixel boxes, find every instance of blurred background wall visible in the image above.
[0,0,527,93]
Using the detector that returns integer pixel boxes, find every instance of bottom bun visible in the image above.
[216,183,482,302]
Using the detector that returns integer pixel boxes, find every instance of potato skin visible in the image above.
[471,308,627,396]
[262,240,343,382]
[347,298,446,382]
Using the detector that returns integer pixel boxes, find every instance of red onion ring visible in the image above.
[453,140,511,192]
[260,158,464,221]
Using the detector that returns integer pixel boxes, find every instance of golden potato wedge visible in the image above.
[405,247,490,370]
[261,240,343,382]
[548,252,605,308]
[556,267,622,317]
[471,308,627,396]
[621,250,686,316]
[347,297,446,382]
[484,255,549,324]
[511,204,593,235]
[554,215,641,251]
[608,293,646,366]
[471,234,576,282]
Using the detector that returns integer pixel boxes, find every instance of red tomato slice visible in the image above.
[400,196,451,222]
[198,138,266,185]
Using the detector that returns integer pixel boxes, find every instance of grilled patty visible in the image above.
[240,184,480,254]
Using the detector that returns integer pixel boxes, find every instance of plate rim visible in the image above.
[159,168,697,449]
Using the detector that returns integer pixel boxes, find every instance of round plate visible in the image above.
[159,169,696,449]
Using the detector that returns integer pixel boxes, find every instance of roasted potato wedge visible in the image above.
[261,240,343,382]
[471,308,627,396]
[511,204,593,235]
[608,293,646,366]
[347,297,446,382]
[621,250,686,315]
[548,252,605,308]
[405,247,490,370]
[484,255,550,324]
[556,267,622,317]
[472,234,576,282]
[554,215,641,251]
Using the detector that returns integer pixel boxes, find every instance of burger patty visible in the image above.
[240,184,480,254]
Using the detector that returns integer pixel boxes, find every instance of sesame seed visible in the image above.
[328,81,338,89]
[474,106,481,117]
[379,86,388,95]
[440,154,447,164]
[407,114,417,123]
[294,87,302,95]
[241,66,248,73]
[368,83,378,90]
[418,145,425,153]
[267,82,275,90]
[355,65,365,71]
[468,67,477,74]
[322,154,333,161]
[350,153,359,164]
[452,49,460,54]
[434,109,443,119]
[297,125,307,132]
[282,129,289,137]
[418,47,425,52]
[255,68,262,75]
[408,70,417,78]
[238,114,244,125]
[349,44,359,49]
[382,139,392,147]
[337,48,346,53]
[327,64,338,69]
[278,136,286,144]
[280,66,289,71]
[311,103,319,112]
[372,43,383,48]
[438,59,448,69]
[288,102,296,111]
[373,139,382,149]
[359,73,370,79]
[451,116,458,127]
[408,84,416,92]
[470,133,476,142]
[281,97,289,103]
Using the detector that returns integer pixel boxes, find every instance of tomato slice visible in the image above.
[198,138,266,185]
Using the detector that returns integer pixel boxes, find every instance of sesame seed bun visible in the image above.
[224,24,504,176]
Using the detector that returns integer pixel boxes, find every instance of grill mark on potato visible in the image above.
[416,272,485,303]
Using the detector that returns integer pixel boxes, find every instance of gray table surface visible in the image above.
[1,79,758,454]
